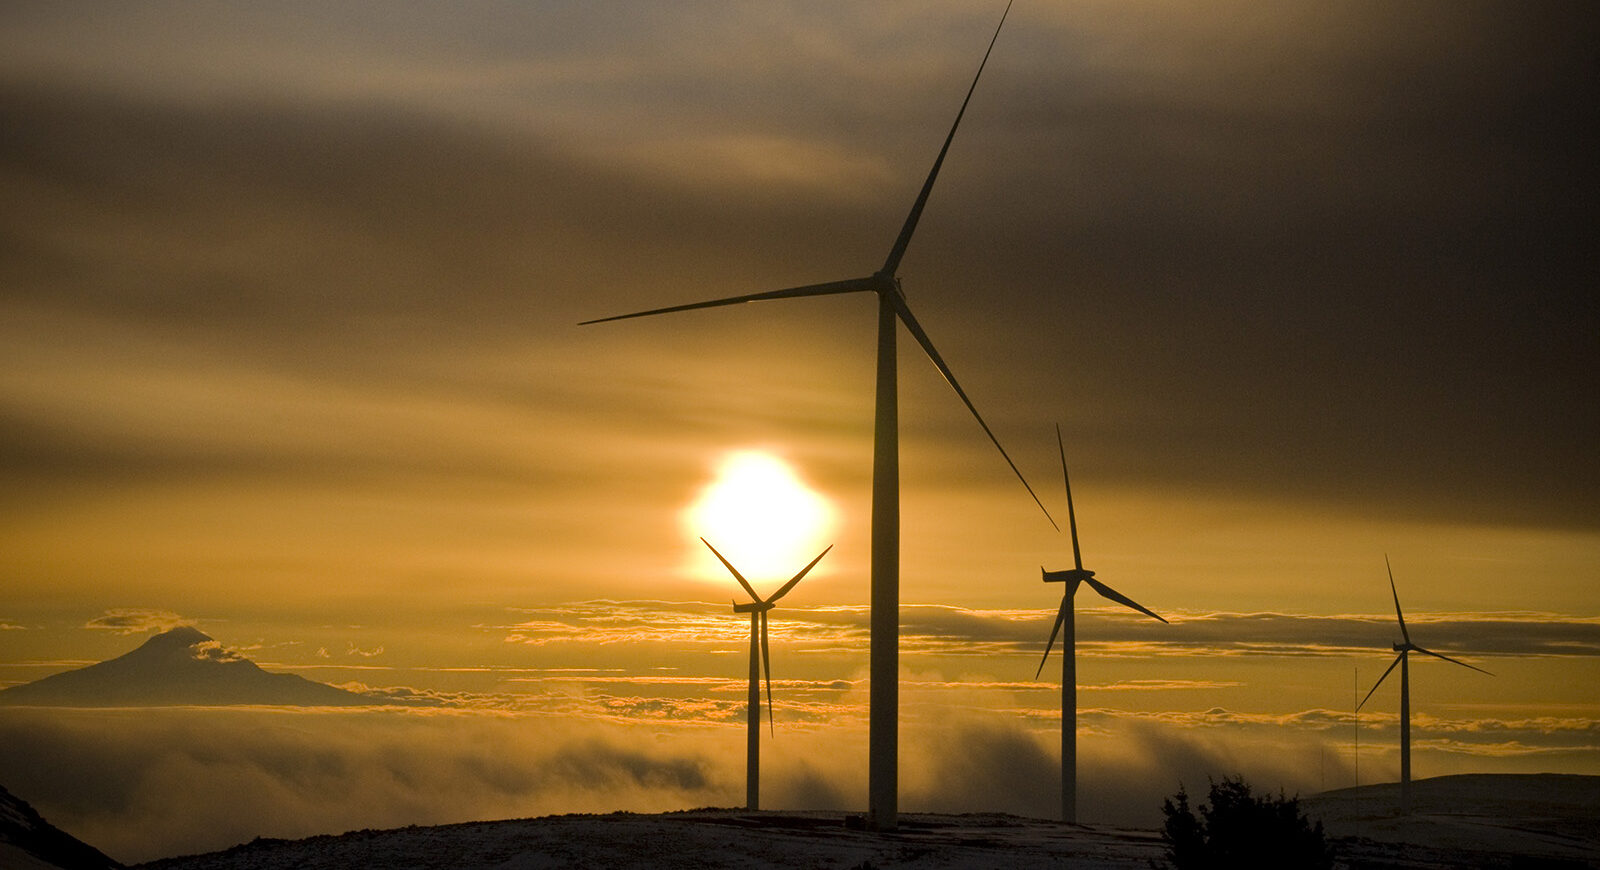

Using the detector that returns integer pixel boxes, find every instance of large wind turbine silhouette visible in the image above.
[1357,556,1491,813]
[1035,425,1166,824]
[702,537,830,812]
[583,2,1053,830]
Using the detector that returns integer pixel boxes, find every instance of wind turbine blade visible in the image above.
[890,294,1058,530]
[1084,577,1167,624]
[767,544,833,604]
[880,0,1013,276]
[1056,423,1084,571]
[579,276,879,326]
[761,610,775,736]
[1357,653,1404,711]
[1034,598,1070,679]
[1412,645,1494,676]
[701,537,761,603]
[1386,554,1411,644]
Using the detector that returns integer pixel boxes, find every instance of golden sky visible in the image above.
[1,1,1596,860]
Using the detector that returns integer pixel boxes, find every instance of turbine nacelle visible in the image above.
[868,270,902,297]
[733,600,775,615]
[1042,567,1094,587]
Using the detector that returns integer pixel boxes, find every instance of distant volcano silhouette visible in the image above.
[0,626,414,707]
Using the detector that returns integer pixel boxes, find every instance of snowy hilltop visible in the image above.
[126,774,1600,870]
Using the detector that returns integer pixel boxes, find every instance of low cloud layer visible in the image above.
[0,708,734,863]
[6,701,1589,864]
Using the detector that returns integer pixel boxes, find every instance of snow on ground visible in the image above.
[1305,773,1600,868]
[132,774,1600,870]
[136,811,1164,870]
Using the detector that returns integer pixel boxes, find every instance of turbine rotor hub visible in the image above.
[1043,568,1094,584]
[868,270,903,299]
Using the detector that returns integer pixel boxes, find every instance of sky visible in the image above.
[1,0,1597,862]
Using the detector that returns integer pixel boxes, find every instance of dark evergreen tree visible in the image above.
[1157,776,1334,870]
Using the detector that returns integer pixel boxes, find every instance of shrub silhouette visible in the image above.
[1156,776,1334,870]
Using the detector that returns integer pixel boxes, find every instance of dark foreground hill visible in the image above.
[0,626,424,708]
[130,774,1599,870]
[1,783,121,870]
[1303,773,1600,868]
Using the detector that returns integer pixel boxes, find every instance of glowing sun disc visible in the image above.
[684,450,836,586]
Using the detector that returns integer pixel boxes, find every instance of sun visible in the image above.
[683,450,837,586]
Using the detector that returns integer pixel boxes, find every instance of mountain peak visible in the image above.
[139,625,212,650]
[0,625,426,708]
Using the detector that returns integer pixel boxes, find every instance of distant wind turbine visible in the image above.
[584,1,1052,830]
[702,537,831,812]
[1035,425,1165,824]
[1357,556,1491,813]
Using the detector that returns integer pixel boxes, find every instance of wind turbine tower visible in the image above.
[584,3,1053,829]
[703,537,831,811]
[1357,557,1491,812]
[1036,425,1166,823]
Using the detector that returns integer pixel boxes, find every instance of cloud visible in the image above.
[1113,611,1600,659]
[504,602,739,647]
[3,695,1593,863]
[762,759,853,813]
[902,721,1058,817]
[188,640,247,664]
[0,708,737,864]
[82,609,191,635]
[504,601,1600,659]
[518,686,862,731]
[331,684,484,710]
[1339,712,1600,752]
[0,1,1594,539]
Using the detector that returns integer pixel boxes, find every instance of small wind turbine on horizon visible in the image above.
[583,1,1053,830]
[702,536,831,812]
[1035,425,1166,824]
[1357,556,1491,813]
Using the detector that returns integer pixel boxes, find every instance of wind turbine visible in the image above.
[702,537,831,812]
[583,2,1054,830]
[1035,424,1166,824]
[1357,556,1491,813]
